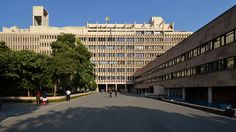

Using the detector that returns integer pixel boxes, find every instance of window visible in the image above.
[127,53,134,57]
[117,53,125,57]
[192,68,196,75]
[213,37,220,49]
[225,31,234,44]
[177,57,180,63]
[108,37,115,42]
[197,47,201,55]
[205,43,211,52]
[193,48,198,57]
[134,46,144,50]
[226,57,234,69]
[116,38,125,42]
[200,65,206,74]
[201,45,206,54]
[212,61,218,72]
[195,66,201,75]
[135,53,144,57]
[218,60,227,71]
[126,68,134,72]
[221,36,225,46]
[181,55,185,62]
[235,29,236,41]
[117,61,125,65]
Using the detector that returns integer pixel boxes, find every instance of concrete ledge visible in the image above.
[147,96,235,118]
[0,91,97,102]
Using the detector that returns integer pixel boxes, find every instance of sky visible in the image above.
[0,0,235,32]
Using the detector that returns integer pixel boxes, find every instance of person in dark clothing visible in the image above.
[42,91,48,105]
[109,90,112,98]
[36,89,41,105]
[115,90,117,97]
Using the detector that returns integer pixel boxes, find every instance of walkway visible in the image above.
[0,93,236,132]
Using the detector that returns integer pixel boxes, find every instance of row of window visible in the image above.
[137,56,236,84]
[10,44,40,50]
[97,76,134,80]
[136,28,236,79]
[92,53,143,57]
[40,50,52,55]
[80,37,184,43]
[95,68,135,72]
[95,60,147,65]
[86,45,172,50]
[91,53,161,58]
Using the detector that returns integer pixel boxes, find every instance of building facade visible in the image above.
[0,6,191,92]
[134,5,236,107]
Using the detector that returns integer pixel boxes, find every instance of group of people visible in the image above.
[35,89,72,105]
[109,90,118,98]
[35,90,48,105]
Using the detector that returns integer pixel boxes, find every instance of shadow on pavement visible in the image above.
[1,105,236,132]
[0,103,40,122]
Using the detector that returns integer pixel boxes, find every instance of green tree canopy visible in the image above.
[50,34,96,96]
[0,34,96,97]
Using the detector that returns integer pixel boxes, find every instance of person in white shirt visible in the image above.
[66,90,71,101]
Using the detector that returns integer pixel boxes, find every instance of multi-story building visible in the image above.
[134,5,236,107]
[0,6,192,92]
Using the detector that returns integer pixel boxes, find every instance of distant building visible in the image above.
[134,5,236,107]
[0,6,192,92]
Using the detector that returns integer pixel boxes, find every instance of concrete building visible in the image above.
[134,5,236,108]
[0,6,191,92]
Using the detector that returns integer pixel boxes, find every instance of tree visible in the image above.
[0,44,20,96]
[50,34,97,96]
[0,41,10,52]
[0,50,51,96]
[50,51,77,96]
[0,34,97,97]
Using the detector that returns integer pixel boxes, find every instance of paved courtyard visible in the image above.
[0,93,236,132]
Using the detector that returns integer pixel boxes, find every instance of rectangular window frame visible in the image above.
[225,30,234,45]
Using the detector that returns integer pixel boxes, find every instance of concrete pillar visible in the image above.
[208,87,213,104]
[168,88,170,98]
[106,84,108,92]
[182,88,186,101]
[115,84,117,91]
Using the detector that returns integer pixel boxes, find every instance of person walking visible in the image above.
[109,90,112,98]
[66,89,71,101]
[42,91,48,105]
[115,90,117,97]
[36,89,41,105]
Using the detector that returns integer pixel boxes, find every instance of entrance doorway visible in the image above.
[98,84,106,92]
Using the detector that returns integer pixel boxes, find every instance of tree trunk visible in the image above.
[53,82,57,97]
[27,88,30,97]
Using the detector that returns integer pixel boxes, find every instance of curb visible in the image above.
[0,91,97,103]
[146,96,236,118]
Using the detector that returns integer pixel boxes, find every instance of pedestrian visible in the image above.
[66,89,71,101]
[109,90,112,98]
[42,91,48,105]
[115,90,117,97]
[36,89,41,105]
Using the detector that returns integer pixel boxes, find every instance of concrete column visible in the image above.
[182,88,186,101]
[208,87,213,104]
[167,88,170,98]
[115,84,117,91]
[106,84,108,92]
